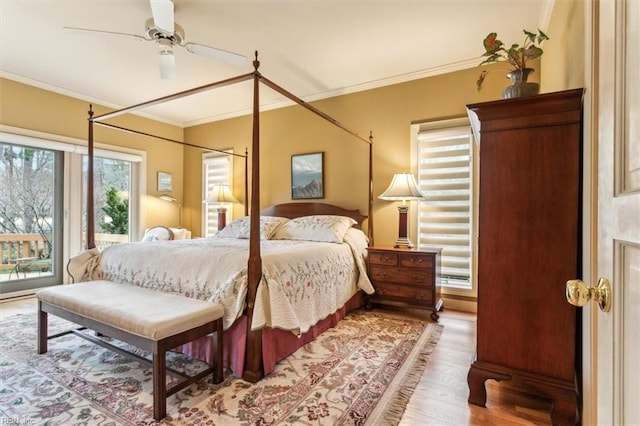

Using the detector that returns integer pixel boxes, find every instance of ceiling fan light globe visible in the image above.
[159,49,176,79]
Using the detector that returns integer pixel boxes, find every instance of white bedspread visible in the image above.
[96,235,374,334]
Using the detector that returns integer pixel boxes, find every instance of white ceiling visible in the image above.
[0,1,553,127]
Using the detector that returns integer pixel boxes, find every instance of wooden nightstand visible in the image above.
[366,246,443,321]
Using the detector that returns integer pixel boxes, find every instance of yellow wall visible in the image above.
[182,0,585,246]
[1,0,584,246]
[542,0,585,92]
[183,65,532,244]
[0,78,185,229]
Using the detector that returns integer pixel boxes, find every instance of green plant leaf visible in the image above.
[483,32,503,54]
[476,70,489,91]
[536,29,549,43]
[506,45,524,68]
[523,46,543,61]
[479,53,502,65]
[476,28,549,91]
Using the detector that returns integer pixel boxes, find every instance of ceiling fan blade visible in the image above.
[150,0,174,33]
[184,42,247,67]
[158,46,176,79]
[64,26,149,42]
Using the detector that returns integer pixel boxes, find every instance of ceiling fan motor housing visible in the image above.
[145,18,184,46]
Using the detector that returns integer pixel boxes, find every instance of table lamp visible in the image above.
[378,172,425,248]
[204,184,239,230]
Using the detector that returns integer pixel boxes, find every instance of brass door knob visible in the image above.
[566,278,611,312]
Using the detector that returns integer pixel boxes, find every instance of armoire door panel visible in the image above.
[467,89,583,425]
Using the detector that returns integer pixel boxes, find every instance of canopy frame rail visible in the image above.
[84,51,374,382]
[93,119,250,217]
[91,73,255,123]
[84,109,249,250]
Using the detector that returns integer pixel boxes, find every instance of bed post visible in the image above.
[83,59,376,383]
[244,147,249,216]
[86,105,96,250]
[368,132,374,246]
[244,52,264,382]
[254,74,373,242]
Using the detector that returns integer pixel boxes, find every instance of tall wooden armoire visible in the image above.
[466,89,583,425]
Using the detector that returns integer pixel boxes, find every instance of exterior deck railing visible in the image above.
[0,233,128,271]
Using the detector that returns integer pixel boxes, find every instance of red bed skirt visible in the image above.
[177,291,365,377]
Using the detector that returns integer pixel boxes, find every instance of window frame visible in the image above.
[411,117,478,300]
[202,149,234,238]
[80,152,141,248]
[0,126,146,289]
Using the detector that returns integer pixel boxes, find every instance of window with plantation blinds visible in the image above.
[202,150,233,237]
[417,125,473,289]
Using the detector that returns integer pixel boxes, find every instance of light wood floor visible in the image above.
[399,308,553,425]
[0,296,552,425]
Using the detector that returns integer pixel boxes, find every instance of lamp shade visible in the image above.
[203,184,239,204]
[378,173,425,201]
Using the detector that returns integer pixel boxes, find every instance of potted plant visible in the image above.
[476,29,549,98]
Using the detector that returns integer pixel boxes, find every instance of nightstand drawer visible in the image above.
[373,282,433,303]
[369,265,433,286]
[399,253,434,269]
[369,251,398,266]
[366,247,442,322]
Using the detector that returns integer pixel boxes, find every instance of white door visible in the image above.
[588,0,640,424]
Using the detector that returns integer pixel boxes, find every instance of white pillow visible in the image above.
[141,226,173,242]
[170,228,191,240]
[343,227,370,252]
[272,215,357,243]
[216,216,289,240]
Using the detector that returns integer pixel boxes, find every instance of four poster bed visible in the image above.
[82,53,375,382]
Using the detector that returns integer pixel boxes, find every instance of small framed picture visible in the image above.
[291,152,324,199]
[157,171,173,191]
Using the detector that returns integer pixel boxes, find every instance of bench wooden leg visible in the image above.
[37,301,48,354]
[215,318,224,384]
[152,344,167,420]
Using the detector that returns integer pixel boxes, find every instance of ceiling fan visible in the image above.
[64,0,247,79]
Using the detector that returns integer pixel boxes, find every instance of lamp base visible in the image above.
[217,208,228,231]
[393,237,414,249]
[393,205,413,249]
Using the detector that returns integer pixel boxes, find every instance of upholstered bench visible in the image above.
[36,280,224,420]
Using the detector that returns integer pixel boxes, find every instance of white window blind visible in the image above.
[417,125,473,288]
[202,150,233,237]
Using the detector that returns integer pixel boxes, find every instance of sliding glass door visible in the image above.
[81,155,133,250]
[0,131,144,296]
[0,143,63,294]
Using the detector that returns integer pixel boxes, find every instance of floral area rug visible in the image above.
[0,309,442,425]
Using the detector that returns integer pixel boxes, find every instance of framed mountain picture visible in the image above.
[291,152,324,199]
